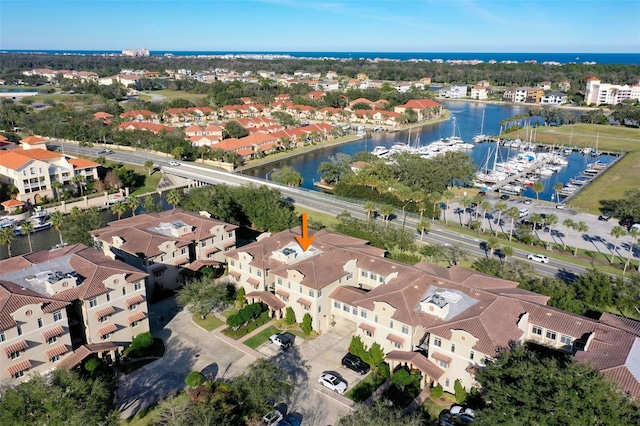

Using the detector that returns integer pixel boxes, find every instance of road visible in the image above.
[51,141,637,279]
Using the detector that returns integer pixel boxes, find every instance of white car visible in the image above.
[168,161,180,166]
[556,203,566,209]
[527,253,550,263]
[318,371,347,394]
[262,408,284,426]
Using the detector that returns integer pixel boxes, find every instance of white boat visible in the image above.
[0,217,18,229]
[14,216,52,235]
[371,146,389,157]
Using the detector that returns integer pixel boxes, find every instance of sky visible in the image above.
[1,0,639,53]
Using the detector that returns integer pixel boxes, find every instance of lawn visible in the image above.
[243,325,281,349]
[221,307,239,319]
[192,314,224,332]
[344,372,387,403]
[139,89,208,104]
[294,206,341,230]
[422,392,457,419]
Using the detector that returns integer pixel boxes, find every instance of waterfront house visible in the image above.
[91,209,237,298]
[225,227,640,397]
[541,91,568,105]
[470,86,488,100]
[585,77,640,106]
[439,85,468,99]
[394,99,443,121]
[0,243,150,386]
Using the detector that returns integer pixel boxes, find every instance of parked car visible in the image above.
[168,161,180,166]
[527,253,550,263]
[341,353,370,375]
[500,194,510,200]
[555,203,566,209]
[518,208,529,218]
[523,199,532,205]
[263,408,284,426]
[269,332,294,350]
[318,371,347,394]
[630,223,640,233]
[621,218,634,228]
[598,214,611,222]
[277,416,301,426]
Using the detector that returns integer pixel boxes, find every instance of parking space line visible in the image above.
[312,387,355,410]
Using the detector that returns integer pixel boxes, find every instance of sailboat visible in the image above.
[473,110,488,143]
[590,132,600,157]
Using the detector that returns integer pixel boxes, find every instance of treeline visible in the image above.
[2,52,639,88]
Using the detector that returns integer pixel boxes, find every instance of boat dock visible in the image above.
[490,155,555,193]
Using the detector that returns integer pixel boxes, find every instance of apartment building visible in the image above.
[502,87,545,103]
[541,91,568,105]
[438,85,468,99]
[0,244,149,386]
[394,99,443,121]
[470,86,488,100]
[226,228,640,397]
[91,209,237,297]
[0,142,99,203]
[585,77,640,106]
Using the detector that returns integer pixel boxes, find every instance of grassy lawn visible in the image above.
[285,329,316,341]
[345,373,387,403]
[142,89,208,104]
[130,171,162,196]
[528,123,640,214]
[422,393,457,419]
[221,307,239,319]
[294,206,341,230]
[192,314,224,332]
[243,325,281,349]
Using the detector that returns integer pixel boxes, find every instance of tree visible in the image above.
[103,171,123,190]
[417,218,430,242]
[177,277,233,319]
[441,244,470,266]
[125,196,140,216]
[144,160,155,176]
[494,201,508,233]
[20,220,35,253]
[501,245,514,262]
[442,189,455,223]
[485,237,499,257]
[553,182,564,201]
[50,210,65,245]
[363,201,376,219]
[284,307,296,325]
[473,344,640,426]
[0,226,16,257]
[562,218,575,251]
[223,121,249,139]
[196,146,209,163]
[532,180,544,201]
[71,174,86,196]
[379,204,395,228]
[506,207,520,241]
[454,379,467,403]
[609,225,626,265]
[459,195,472,227]
[530,212,544,240]
[51,180,63,202]
[480,200,491,231]
[142,194,157,213]
[171,146,185,160]
[185,371,206,389]
[167,188,183,208]
[301,312,313,335]
[572,221,589,256]
[271,165,303,187]
[624,227,639,274]
[391,368,413,392]
[349,335,368,360]
[110,200,127,220]
[337,400,424,426]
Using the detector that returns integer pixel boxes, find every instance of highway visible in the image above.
[51,141,598,278]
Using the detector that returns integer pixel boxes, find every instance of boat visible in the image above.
[0,217,18,229]
[14,216,52,235]
[472,110,488,143]
[371,146,390,157]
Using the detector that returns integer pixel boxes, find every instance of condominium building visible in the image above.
[0,244,149,386]
[226,228,640,397]
[585,77,640,106]
[91,209,237,297]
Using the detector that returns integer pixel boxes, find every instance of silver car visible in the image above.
[318,371,347,394]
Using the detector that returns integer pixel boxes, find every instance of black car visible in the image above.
[341,353,370,375]
[621,218,633,228]
[500,194,510,200]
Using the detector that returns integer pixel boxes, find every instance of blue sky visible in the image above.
[1,0,639,52]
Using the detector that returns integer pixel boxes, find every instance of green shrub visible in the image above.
[301,313,313,335]
[185,371,205,388]
[284,307,296,325]
[377,362,390,378]
[84,358,100,373]
[223,311,271,339]
[349,335,367,360]
[131,332,154,350]
[454,379,467,403]
[235,287,246,308]
[227,313,242,329]
[430,383,444,399]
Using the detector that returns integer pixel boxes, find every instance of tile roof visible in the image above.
[7,359,32,375]
[386,350,445,379]
[21,135,47,145]
[42,325,65,341]
[98,323,117,336]
[245,290,285,310]
[45,344,69,359]
[127,311,147,324]
[0,281,70,331]
[68,157,99,169]
[126,294,145,307]
[4,339,28,355]
[95,306,115,318]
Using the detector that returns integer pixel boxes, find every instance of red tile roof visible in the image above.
[7,359,32,375]
[45,345,69,359]
[127,311,146,324]
[4,339,28,356]
[0,281,70,331]
[42,325,65,341]
[97,323,117,336]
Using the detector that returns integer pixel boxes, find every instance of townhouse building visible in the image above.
[91,209,237,297]
[470,86,488,100]
[394,99,443,121]
[438,85,468,99]
[541,91,568,105]
[0,244,149,387]
[503,87,545,103]
[585,77,640,106]
[226,228,640,397]
[0,143,99,203]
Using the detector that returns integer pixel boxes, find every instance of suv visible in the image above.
[500,194,510,200]
[269,332,294,350]
[341,353,370,375]
[518,208,529,218]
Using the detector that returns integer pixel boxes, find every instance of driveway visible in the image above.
[116,297,256,419]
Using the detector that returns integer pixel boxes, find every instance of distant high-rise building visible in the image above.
[122,48,150,57]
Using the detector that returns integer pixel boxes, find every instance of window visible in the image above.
[230,260,235,267]
[51,355,61,363]
[131,321,140,328]
[445,378,450,387]
[318,290,322,297]
[53,311,62,322]
[257,270,262,277]
[249,267,252,274]
[451,343,456,353]
[277,277,282,285]
[47,336,58,344]
[129,303,138,311]
[346,272,353,280]
[102,333,111,340]
[401,325,409,335]
[99,316,109,323]
[334,301,340,309]
[379,276,384,283]
[438,360,448,368]
[352,306,357,314]
[89,298,97,308]
[181,247,187,255]
[318,306,322,313]
[299,286,302,293]
[134,282,141,291]
[17,326,22,336]
[361,271,367,277]
[546,330,557,341]
[433,337,442,347]
[309,289,314,297]
[393,341,401,349]
[364,330,373,338]
[154,270,163,278]
[106,293,111,302]
[343,304,350,312]
[532,326,542,335]
[360,310,367,319]
[371,273,377,281]
[228,232,233,238]
[0,332,5,342]
[287,281,291,289]
[560,335,572,345]
[389,320,394,329]
[470,351,475,360]
[374,315,378,323]
[122,287,127,296]
[37,318,43,328]
[10,350,21,359]
[14,371,24,379]
[303,304,309,312]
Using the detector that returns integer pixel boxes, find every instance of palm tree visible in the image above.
[379,204,395,228]
[126,197,140,216]
[363,201,376,220]
[553,182,563,201]
[506,207,520,241]
[111,200,127,220]
[562,218,575,251]
[171,146,185,160]
[71,174,86,196]
[572,221,589,256]
[197,146,210,163]
[51,181,63,202]
[486,237,499,257]
[20,220,35,253]
[480,200,491,231]
[501,245,514,263]
[609,225,626,265]
[530,213,544,239]
[442,190,454,223]
[545,213,558,231]
[494,201,508,233]
[0,227,16,258]
[459,196,472,227]
[532,181,544,201]
[417,218,430,242]
[143,195,157,213]
[144,160,155,176]
[472,194,484,222]
[623,227,639,274]
[50,211,65,246]
[167,189,183,209]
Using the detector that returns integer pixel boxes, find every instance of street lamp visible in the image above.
[265,169,276,181]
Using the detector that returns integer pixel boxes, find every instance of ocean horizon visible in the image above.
[2,49,638,65]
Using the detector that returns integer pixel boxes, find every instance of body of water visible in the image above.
[3,50,638,65]
[244,101,615,201]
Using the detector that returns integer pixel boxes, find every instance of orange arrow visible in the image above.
[294,212,315,252]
